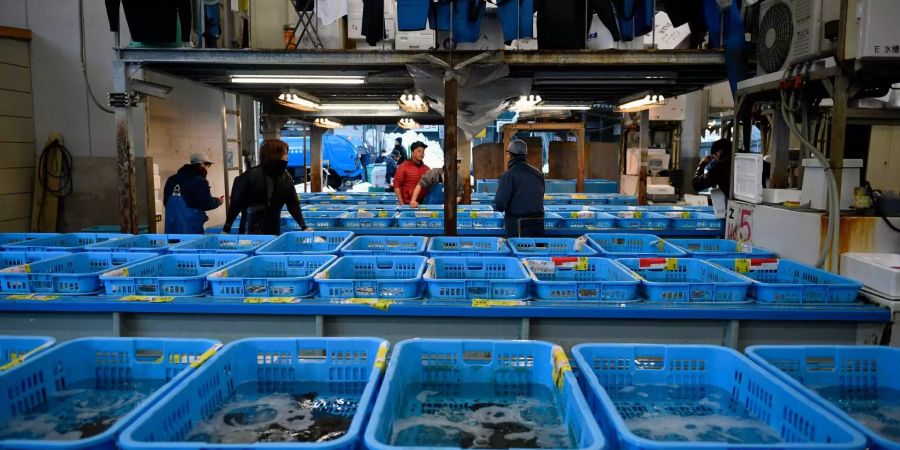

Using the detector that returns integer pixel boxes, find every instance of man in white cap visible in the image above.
[162,152,224,233]
[494,139,545,237]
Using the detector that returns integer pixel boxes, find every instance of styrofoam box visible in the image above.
[733,153,764,204]
[396,29,434,50]
[841,252,900,298]
[801,158,861,210]
[647,184,675,195]
[762,188,802,204]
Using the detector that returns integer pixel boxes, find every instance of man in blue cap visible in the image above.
[494,139,545,237]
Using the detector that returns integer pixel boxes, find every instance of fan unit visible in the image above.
[756,0,839,75]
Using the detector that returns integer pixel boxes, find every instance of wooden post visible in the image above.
[502,127,513,169]
[310,125,324,193]
[576,122,586,193]
[443,75,459,236]
[145,156,158,233]
[113,60,139,234]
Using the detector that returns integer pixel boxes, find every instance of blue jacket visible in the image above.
[163,164,220,211]
[494,158,545,217]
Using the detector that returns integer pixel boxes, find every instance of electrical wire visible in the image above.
[79,0,114,114]
[35,139,74,232]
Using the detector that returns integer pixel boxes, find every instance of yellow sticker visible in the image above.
[470,212,479,218]
[190,343,222,368]
[575,257,588,271]
[430,212,439,219]
[122,267,129,277]
[471,299,524,308]
[374,342,389,370]
[569,212,579,219]
[119,295,174,303]
[681,211,691,219]
[665,258,678,271]
[243,297,297,304]
[551,346,572,390]
[347,298,394,311]
[634,211,643,219]
[378,210,389,218]
[23,264,31,274]
[6,294,59,301]
[572,194,587,200]
[734,258,751,273]
[657,239,665,252]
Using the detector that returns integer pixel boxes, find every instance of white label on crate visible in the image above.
[738,242,754,253]
[527,260,555,274]
[357,210,375,218]
[574,236,588,251]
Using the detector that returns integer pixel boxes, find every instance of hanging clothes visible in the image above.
[317,0,348,26]
[611,0,634,41]
[361,0,386,45]
[496,0,534,44]
[108,0,192,46]
[632,0,654,37]
[452,0,486,43]
[430,0,452,31]
[534,0,620,49]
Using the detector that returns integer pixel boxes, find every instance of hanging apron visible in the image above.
[423,182,446,204]
[164,185,207,234]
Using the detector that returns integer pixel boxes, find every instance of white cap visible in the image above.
[190,152,213,165]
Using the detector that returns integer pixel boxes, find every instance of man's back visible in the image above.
[494,160,545,216]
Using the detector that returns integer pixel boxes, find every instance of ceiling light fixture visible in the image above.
[313,118,342,129]
[276,90,321,112]
[534,105,592,111]
[509,94,542,112]
[399,92,429,113]
[319,103,400,111]
[230,74,365,85]
[617,93,666,113]
[398,118,420,129]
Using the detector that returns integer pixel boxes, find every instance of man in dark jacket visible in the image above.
[162,153,223,234]
[223,140,307,235]
[385,150,400,191]
[692,138,732,197]
[494,139,546,237]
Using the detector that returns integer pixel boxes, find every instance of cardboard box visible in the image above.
[621,175,640,196]
[396,29,434,50]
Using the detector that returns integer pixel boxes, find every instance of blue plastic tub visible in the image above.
[294,210,345,228]
[0,251,70,270]
[256,231,354,255]
[0,335,54,372]
[338,210,395,228]
[586,233,688,258]
[553,210,618,230]
[746,345,900,450]
[508,237,600,257]
[426,236,510,256]
[0,251,156,294]
[396,211,504,229]
[84,234,203,254]
[571,344,867,450]
[0,337,221,450]
[476,179,498,193]
[364,339,607,450]
[523,257,640,302]
[168,234,274,254]
[707,258,863,304]
[3,233,131,252]
[457,211,504,228]
[0,232,60,246]
[119,337,387,450]
[660,211,722,230]
[207,254,336,297]
[100,253,246,296]
[618,258,752,302]
[301,204,353,212]
[424,256,530,300]
[667,239,776,259]
[544,211,564,228]
[603,195,638,205]
[315,256,427,299]
[340,236,427,255]
[611,210,670,229]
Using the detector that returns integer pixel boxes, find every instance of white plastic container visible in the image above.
[733,153,764,204]
[801,158,862,210]
[762,188,802,204]
[841,252,900,298]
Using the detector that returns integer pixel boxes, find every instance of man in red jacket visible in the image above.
[393,141,430,204]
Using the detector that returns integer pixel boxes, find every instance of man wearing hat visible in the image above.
[162,152,224,234]
[393,141,430,205]
[409,157,466,208]
[494,139,545,237]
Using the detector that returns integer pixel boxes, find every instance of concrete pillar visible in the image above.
[680,89,709,195]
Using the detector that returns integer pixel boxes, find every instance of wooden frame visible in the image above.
[500,122,587,192]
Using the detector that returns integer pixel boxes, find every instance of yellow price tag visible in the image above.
[634,211,643,219]
[189,343,222,368]
[575,257,588,271]
[734,258,751,273]
[665,258,678,271]
[119,295,175,303]
[6,294,59,301]
[570,212,579,219]
[23,264,31,274]
[681,211,691,219]
[470,212,479,218]
[551,346,572,390]
[378,210,389,218]
[657,239,665,252]
[572,194,587,200]
[347,298,394,311]
[430,212,439,219]
[374,342,389,370]
[471,299,524,308]
[243,297,297,304]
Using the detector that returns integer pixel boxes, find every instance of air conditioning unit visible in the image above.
[757,0,840,74]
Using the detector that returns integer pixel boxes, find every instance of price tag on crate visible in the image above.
[737,240,754,254]
[665,258,679,271]
[551,346,572,390]
[574,236,588,252]
[430,212,439,219]
[243,297,298,304]
[527,259,555,274]
[734,258,751,273]
[1,264,31,274]
[378,210,389,218]
[749,258,779,271]
[471,299,525,308]
[638,258,677,270]
[119,295,175,303]
[374,342,389,370]
[347,298,394,311]
[6,294,59,301]
[575,257,589,271]
[656,239,666,252]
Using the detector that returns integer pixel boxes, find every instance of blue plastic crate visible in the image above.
[294,210,345,228]
[611,210,670,229]
[302,204,354,212]
[315,256,426,299]
[204,224,224,234]
[0,251,70,270]
[338,210,395,228]
[168,234,274,254]
[424,256,530,300]
[618,258,751,302]
[3,233,131,252]
[426,236,510,256]
[746,345,900,450]
[341,236,427,255]
[100,253,246,296]
[667,239,776,259]
[603,195,638,205]
[364,339,606,450]
[0,335,54,372]
[256,231,354,255]
[523,257,640,302]
[542,194,572,205]
[207,254,336,297]
[553,210,618,230]
[0,251,156,294]
[660,211,722,230]
[707,258,862,304]
[81,224,149,234]
[571,344,866,450]
[84,234,204,254]
[0,337,221,450]
[476,179,498,193]
[120,337,387,450]
[457,211,503,228]
[568,193,610,206]
[586,233,688,258]
[0,233,60,246]
[508,238,599,257]
[395,210,442,228]
[543,212,564,228]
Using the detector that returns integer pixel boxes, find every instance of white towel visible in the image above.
[317,0,348,26]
